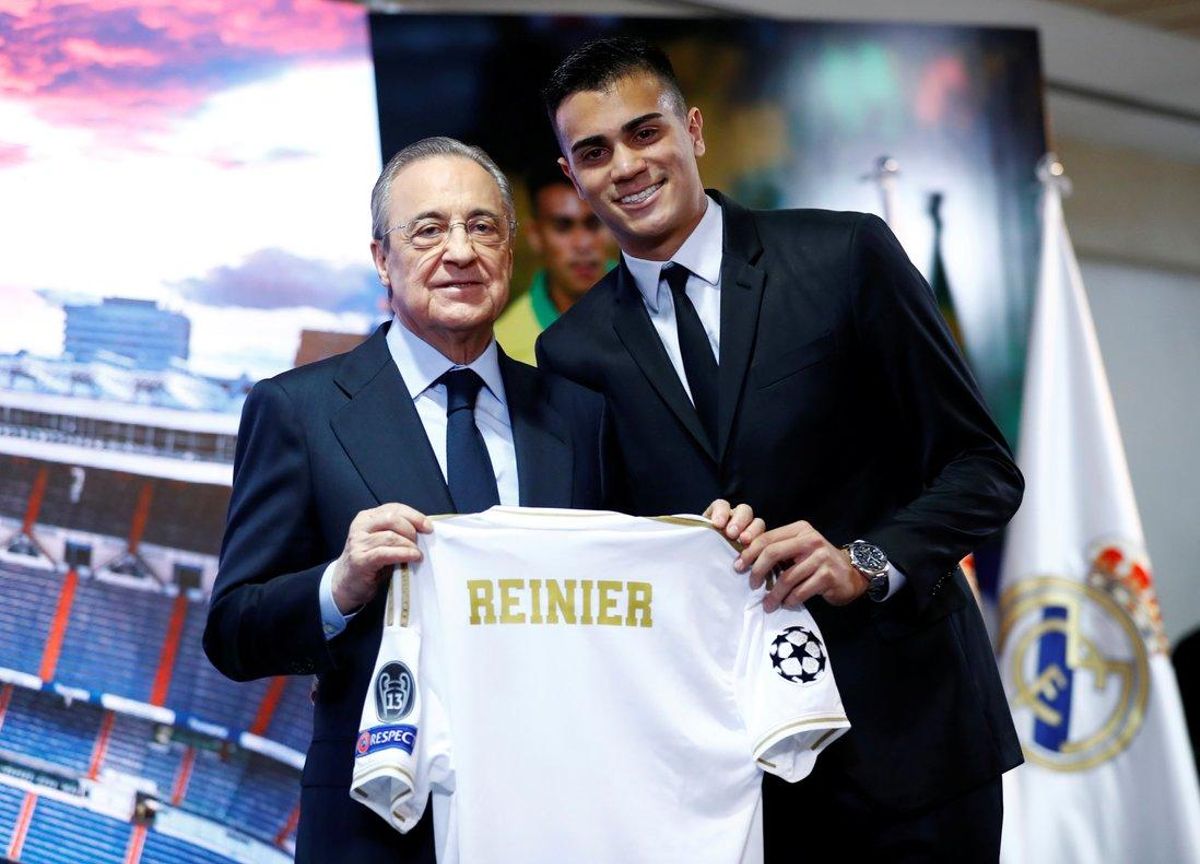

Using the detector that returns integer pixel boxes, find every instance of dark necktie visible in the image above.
[439,368,500,513]
[663,263,719,450]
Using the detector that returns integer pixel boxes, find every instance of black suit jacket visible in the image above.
[537,192,1024,816]
[203,322,609,863]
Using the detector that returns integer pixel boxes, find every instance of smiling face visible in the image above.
[370,154,513,361]
[526,183,612,309]
[554,72,708,262]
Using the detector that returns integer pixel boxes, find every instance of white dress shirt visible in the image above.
[623,197,906,600]
[319,320,519,637]
[622,195,724,405]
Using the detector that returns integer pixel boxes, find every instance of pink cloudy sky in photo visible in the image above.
[0,0,385,379]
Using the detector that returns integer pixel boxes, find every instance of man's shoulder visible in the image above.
[539,269,619,346]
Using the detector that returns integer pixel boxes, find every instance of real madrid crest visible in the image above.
[1000,539,1165,772]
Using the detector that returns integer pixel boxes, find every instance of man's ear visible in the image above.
[687,107,706,158]
[558,156,585,198]
[370,239,392,300]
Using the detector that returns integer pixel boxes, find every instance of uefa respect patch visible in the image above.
[356,724,418,758]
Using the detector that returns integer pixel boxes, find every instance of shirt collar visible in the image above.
[622,195,724,313]
[385,318,507,406]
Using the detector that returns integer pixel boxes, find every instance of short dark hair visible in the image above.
[525,161,574,218]
[542,36,687,124]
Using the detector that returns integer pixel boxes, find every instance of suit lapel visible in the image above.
[611,259,716,461]
[500,353,574,507]
[330,323,454,514]
[712,192,766,462]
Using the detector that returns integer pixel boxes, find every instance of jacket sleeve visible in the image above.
[203,378,337,681]
[849,213,1024,607]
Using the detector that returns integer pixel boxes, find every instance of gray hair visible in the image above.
[370,136,516,248]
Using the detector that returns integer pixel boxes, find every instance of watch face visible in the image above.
[852,542,887,573]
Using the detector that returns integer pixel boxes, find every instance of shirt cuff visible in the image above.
[319,561,356,640]
[881,563,907,600]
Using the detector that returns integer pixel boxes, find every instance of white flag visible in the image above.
[998,159,1200,863]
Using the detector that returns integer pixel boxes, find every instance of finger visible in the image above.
[725,503,754,539]
[355,530,420,551]
[359,544,423,571]
[782,573,827,609]
[357,503,433,534]
[749,534,814,586]
[705,498,731,527]
[763,557,820,612]
[735,523,800,571]
[737,518,766,548]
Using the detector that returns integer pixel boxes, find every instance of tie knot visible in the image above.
[439,367,485,414]
[662,263,691,297]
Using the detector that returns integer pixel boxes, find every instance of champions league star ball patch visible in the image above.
[769,626,828,685]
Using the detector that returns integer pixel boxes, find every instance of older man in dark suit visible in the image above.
[537,37,1024,862]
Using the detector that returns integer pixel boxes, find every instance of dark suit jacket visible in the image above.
[203,322,609,863]
[537,192,1024,817]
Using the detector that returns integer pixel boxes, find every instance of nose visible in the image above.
[610,143,645,184]
[441,223,478,266]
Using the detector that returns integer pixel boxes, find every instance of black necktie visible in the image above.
[439,368,500,513]
[663,264,718,449]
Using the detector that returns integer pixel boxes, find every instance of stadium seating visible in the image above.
[55,578,174,704]
[0,783,23,852]
[140,479,227,556]
[139,829,241,864]
[166,598,273,731]
[102,712,183,797]
[0,564,58,677]
[263,677,314,756]
[19,797,129,864]
[0,687,97,774]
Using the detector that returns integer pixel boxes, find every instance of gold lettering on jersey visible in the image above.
[597,580,621,626]
[498,579,526,624]
[581,579,594,625]
[529,579,545,624]
[546,579,577,624]
[626,582,653,628]
[465,579,654,628]
[467,580,497,625]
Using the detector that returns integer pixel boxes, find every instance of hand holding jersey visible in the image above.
[736,520,869,611]
[332,503,435,614]
[352,508,849,864]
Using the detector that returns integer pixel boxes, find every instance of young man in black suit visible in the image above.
[537,37,1024,861]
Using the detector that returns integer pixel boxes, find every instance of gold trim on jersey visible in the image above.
[351,763,416,802]
[753,715,850,757]
[387,565,412,629]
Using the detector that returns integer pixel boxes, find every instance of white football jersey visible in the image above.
[352,507,849,864]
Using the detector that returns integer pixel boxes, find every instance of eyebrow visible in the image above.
[406,207,501,222]
[569,112,664,155]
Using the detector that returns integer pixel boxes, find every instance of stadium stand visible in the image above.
[0,566,58,677]
[166,599,274,731]
[0,783,22,851]
[34,464,141,543]
[18,797,129,864]
[262,678,314,756]
[55,578,174,704]
[0,444,310,861]
[0,688,97,775]
[141,480,226,556]
[139,829,240,864]
[0,457,39,523]
[102,713,182,797]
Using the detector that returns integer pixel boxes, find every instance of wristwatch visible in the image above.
[843,539,890,602]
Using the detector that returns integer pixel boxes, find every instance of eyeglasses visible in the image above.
[386,215,513,251]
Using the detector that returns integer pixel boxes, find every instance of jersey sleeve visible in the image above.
[350,565,450,831]
[734,599,851,783]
